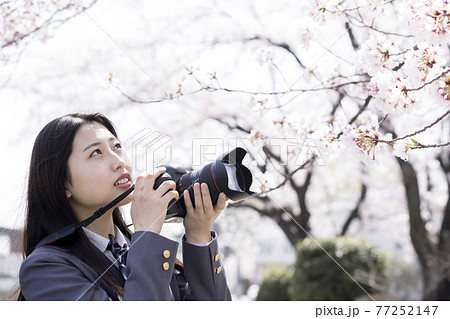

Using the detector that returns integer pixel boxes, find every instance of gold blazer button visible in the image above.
[163,250,171,258]
[163,262,170,271]
[214,254,220,262]
[215,266,222,274]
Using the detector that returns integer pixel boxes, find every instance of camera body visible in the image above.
[154,147,255,221]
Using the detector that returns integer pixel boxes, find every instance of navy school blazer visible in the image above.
[19,231,232,300]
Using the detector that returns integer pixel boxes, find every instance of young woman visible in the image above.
[18,113,232,301]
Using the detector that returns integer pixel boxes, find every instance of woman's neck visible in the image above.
[86,211,115,240]
[72,205,116,240]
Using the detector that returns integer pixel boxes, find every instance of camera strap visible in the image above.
[35,185,135,248]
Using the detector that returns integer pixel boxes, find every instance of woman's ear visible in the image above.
[64,180,72,199]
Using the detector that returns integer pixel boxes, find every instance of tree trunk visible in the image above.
[396,158,448,300]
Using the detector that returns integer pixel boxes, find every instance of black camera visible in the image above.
[153,147,255,221]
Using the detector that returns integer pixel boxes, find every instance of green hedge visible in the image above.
[256,237,386,301]
[256,266,293,301]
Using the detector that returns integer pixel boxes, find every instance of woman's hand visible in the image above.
[183,183,227,244]
[131,168,179,234]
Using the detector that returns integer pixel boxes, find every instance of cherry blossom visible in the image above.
[438,74,450,100]
[392,139,417,161]
[357,37,404,76]
[369,71,418,113]
[399,0,450,45]
[310,122,344,161]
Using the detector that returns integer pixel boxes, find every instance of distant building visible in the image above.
[0,227,22,300]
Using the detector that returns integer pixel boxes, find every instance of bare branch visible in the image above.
[406,69,450,93]
[115,77,369,104]
[345,21,359,50]
[336,95,373,139]
[243,35,306,68]
[1,1,99,50]
[410,142,450,150]
[374,109,450,145]
[341,183,367,236]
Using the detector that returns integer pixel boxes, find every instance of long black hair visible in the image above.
[18,113,132,300]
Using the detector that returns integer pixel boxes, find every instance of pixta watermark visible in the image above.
[125,128,325,172]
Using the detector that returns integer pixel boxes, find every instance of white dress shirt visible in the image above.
[82,226,130,266]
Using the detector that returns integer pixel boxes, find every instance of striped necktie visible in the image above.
[107,234,129,280]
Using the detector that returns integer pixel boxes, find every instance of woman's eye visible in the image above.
[114,143,122,150]
[90,149,102,157]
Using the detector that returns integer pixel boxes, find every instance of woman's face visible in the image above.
[65,122,133,215]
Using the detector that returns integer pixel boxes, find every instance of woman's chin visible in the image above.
[118,193,133,206]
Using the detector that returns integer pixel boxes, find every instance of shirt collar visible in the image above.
[82,226,129,252]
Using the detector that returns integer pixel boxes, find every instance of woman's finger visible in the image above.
[145,167,166,190]
[155,180,176,196]
[162,190,179,206]
[214,193,227,213]
[201,183,214,212]
[193,183,203,212]
[134,174,147,192]
[183,190,194,213]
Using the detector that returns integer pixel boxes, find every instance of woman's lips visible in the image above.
[114,173,131,187]
[115,180,132,188]
[114,176,131,188]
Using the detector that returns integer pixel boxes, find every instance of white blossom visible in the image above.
[357,36,404,76]
[403,42,447,84]
[310,122,344,161]
[341,112,381,163]
[392,139,415,161]
[399,0,450,45]
[369,71,419,114]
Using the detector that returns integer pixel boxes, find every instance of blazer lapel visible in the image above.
[94,248,126,301]
[99,250,126,286]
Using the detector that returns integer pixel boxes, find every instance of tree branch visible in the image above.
[340,183,367,236]
[406,69,450,93]
[410,142,450,150]
[115,78,370,104]
[372,109,450,145]
[336,95,372,139]
[345,21,359,50]
[244,36,306,68]
[1,1,98,50]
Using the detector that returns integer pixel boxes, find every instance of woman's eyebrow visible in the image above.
[82,137,116,153]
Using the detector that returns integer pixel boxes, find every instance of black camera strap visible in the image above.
[35,185,135,248]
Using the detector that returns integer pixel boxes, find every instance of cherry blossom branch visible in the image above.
[112,84,204,104]
[196,80,370,96]
[386,109,449,143]
[336,95,373,139]
[115,78,370,103]
[243,35,306,68]
[345,21,359,50]
[1,1,98,50]
[340,3,414,39]
[368,109,450,145]
[347,19,414,38]
[257,159,314,195]
[410,142,450,150]
[320,0,396,15]
[406,69,450,92]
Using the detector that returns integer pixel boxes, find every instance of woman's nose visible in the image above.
[111,151,127,171]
